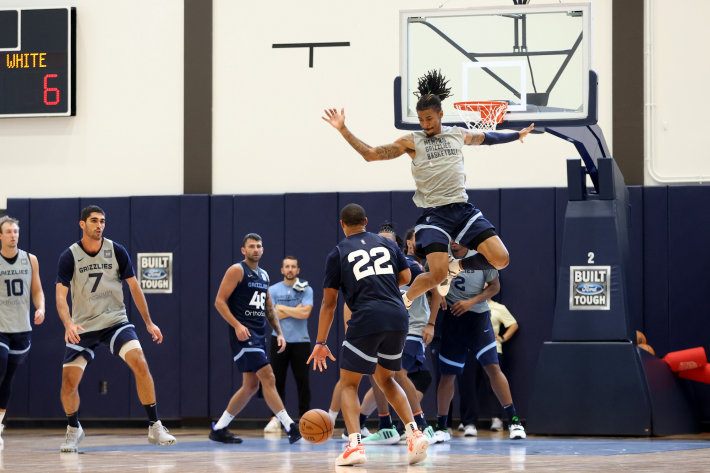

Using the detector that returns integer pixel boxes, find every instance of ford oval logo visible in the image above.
[143,269,166,280]
[576,283,603,295]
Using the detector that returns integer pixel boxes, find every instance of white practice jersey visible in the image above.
[411,126,468,208]
[0,249,33,333]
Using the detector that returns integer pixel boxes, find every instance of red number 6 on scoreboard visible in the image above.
[43,74,60,106]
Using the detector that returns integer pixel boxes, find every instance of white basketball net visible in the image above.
[454,102,508,132]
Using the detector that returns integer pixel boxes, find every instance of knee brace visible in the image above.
[119,340,142,360]
[408,370,432,395]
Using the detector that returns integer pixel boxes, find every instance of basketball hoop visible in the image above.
[453,101,508,133]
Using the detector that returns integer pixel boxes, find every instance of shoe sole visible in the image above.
[510,434,526,440]
[362,436,401,445]
[464,433,478,437]
[336,454,367,466]
[149,438,177,446]
[408,439,429,465]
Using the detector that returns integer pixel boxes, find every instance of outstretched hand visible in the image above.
[307,344,336,372]
[322,108,345,130]
[518,123,535,143]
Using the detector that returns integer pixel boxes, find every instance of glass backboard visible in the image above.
[397,3,593,129]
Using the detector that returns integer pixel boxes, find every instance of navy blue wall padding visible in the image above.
[642,187,669,357]
[668,186,710,419]
[499,188,556,417]
[129,196,181,419]
[179,195,210,417]
[209,196,233,417]
[626,187,644,335]
[285,193,339,413]
[232,194,285,417]
[468,189,500,230]
[555,188,567,286]
[338,192,393,401]
[5,199,30,417]
[391,191,421,236]
[28,198,81,417]
[78,197,132,418]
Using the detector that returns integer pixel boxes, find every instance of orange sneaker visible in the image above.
[407,430,429,464]
[336,443,367,466]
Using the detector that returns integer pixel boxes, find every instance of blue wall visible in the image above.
[6,185,710,422]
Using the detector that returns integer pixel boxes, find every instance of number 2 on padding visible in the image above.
[349,247,394,281]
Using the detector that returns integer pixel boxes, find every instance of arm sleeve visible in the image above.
[484,269,499,283]
[55,249,75,287]
[302,286,314,306]
[113,243,135,280]
[322,248,341,290]
[482,131,519,145]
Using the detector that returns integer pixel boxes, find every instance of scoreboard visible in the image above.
[0,7,75,117]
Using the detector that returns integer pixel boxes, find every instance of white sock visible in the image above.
[275,409,294,432]
[0,411,5,424]
[328,409,338,425]
[214,411,234,430]
[405,421,418,438]
[349,432,361,447]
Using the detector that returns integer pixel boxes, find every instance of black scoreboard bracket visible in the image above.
[0,7,75,117]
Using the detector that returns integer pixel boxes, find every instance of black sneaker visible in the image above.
[209,422,243,443]
[287,422,302,444]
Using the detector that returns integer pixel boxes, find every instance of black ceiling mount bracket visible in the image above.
[272,42,350,67]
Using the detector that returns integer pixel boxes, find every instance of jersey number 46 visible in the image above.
[348,247,394,281]
[249,291,266,310]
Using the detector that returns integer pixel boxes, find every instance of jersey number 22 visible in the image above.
[348,247,394,281]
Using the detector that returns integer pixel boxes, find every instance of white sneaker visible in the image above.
[0,423,4,446]
[336,443,367,466]
[437,256,461,296]
[432,428,450,443]
[447,427,454,436]
[148,421,177,446]
[264,417,282,433]
[60,424,84,452]
[464,424,478,437]
[509,423,526,440]
[407,430,429,465]
[457,423,465,432]
[491,417,503,431]
[361,426,371,437]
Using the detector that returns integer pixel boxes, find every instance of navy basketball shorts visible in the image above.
[402,334,430,373]
[63,322,139,366]
[0,331,31,364]
[414,202,495,254]
[439,309,498,375]
[341,330,407,375]
[230,331,269,373]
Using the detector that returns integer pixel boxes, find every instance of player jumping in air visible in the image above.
[308,204,429,466]
[322,70,534,302]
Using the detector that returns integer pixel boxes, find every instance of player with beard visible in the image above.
[322,70,534,305]
[0,216,45,446]
[210,234,301,444]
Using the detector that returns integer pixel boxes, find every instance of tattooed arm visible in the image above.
[322,108,415,161]
[265,291,287,353]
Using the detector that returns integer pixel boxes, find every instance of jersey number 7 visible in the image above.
[348,247,394,281]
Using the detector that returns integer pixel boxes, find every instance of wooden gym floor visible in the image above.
[1,427,709,472]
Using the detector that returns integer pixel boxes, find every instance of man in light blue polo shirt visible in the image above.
[264,256,314,431]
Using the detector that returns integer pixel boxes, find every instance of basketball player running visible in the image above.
[56,206,176,452]
[433,240,525,441]
[308,204,429,466]
[322,70,534,303]
[0,216,45,445]
[210,233,301,444]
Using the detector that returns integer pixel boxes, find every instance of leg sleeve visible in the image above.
[0,361,19,410]
[290,343,312,417]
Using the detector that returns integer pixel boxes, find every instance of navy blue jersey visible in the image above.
[227,261,270,338]
[323,232,409,338]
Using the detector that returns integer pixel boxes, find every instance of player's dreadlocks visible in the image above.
[379,221,405,250]
[414,69,452,112]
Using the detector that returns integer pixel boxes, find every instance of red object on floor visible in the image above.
[679,364,710,384]
[663,347,707,372]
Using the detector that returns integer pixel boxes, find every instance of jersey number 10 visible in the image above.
[4,279,23,297]
[348,247,394,281]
